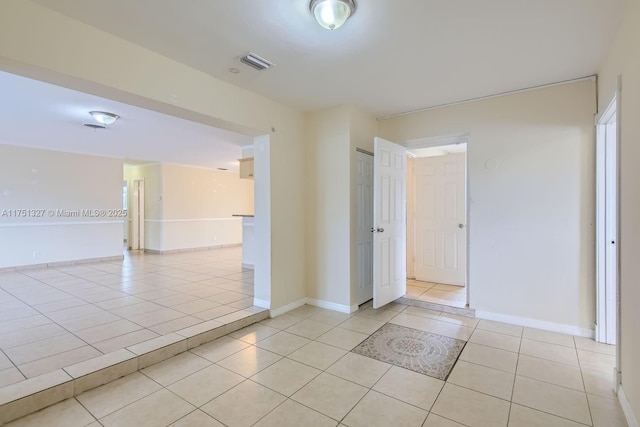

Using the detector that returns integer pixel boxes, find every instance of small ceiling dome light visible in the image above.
[310,0,356,30]
[89,111,119,125]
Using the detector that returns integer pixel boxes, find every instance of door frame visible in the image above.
[131,179,145,250]
[595,91,620,347]
[403,133,471,307]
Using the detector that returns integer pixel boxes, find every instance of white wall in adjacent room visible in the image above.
[0,144,123,268]
[160,163,254,251]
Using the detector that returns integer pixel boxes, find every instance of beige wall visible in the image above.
[306,105,378,310]
[161,164,253,219]
[598,0,640,421]
[380,80,597,333]
[160,164,253,251]
[0,0,305,311]
[0,145,123,268]
[124,163,254,252]
[306,106,352,307]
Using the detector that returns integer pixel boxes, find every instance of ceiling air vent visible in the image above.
[84,123,106,130]
[240,52,274,71]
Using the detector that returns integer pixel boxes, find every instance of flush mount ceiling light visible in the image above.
[89,111,120,126]
[310,0,356,30]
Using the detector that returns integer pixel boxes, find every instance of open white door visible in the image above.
[373,137,407,309]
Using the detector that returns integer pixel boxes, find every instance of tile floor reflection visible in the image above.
[0,247,255,385]
[405,280,467,309]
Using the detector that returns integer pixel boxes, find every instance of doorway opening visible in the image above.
[405,137,469,310]
[130,178,145,251]
[122,179,129,249]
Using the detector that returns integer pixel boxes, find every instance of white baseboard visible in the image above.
[253,298,270,310]
[618,385,639,427]
[268,297,360,318]
[475,310,594,338]
[0,255,124,272]
[269,298,307,318]
[306,298,358,314]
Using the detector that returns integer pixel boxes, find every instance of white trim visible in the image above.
[268,298,306,317]
[124,161,161,168]
[595,92,619,345]
[144,217,241,223]
[377,75,596,120]
[0,255,124,272]
[253,298,271,310]
[404,133,469,149]
[475,310,594,338]
[0,220,123,228]
[159,161,240,173]
[618,385,639,427]
[596,91,619,124]
[306,298,358,314]
[263,297,363,318]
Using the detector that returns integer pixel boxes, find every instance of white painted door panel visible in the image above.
[414,154,466,285]
[596,101,618,345]
[356,151,374,305]
[373,137,407,309]
[131,179,145,250]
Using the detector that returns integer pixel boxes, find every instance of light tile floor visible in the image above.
[405,280,467,308]
[7,303,627,426]
[0,247,255,385]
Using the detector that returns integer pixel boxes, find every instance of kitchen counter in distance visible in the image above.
[238,216,254,269]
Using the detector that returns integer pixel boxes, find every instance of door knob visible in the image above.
[377,228,384,233]
[458,224,465,229]
[370,227,385,233]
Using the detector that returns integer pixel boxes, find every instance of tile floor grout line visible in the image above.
[575,338,596,427]
[506,336,523,427]
[510,401,594,426]
[0,347,27,382]
[3,302,117,374]
[73,395,101,425]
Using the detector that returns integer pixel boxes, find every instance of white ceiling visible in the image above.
[0,71,253,171]
[33,0,626,117]
[2,1,625,169]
